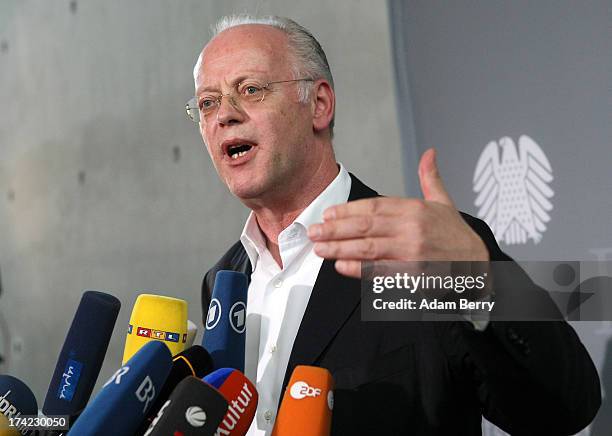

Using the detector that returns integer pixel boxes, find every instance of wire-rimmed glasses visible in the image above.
[185,77,313,123]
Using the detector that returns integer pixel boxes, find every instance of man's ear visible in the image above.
[311,80,335,133]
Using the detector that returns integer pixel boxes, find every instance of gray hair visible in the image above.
[210,14,335,133]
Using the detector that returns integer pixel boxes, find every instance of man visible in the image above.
[193,15,600,435]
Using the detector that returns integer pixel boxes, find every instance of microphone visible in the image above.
[203,368,258,436]
[186,320,198,348]
[66,340,173,436]
[202,271,248,371]
[136,345,214,434]
[143,376,228,436]
[0,375,37,436]
[42,290,120,420]
[123,294,188,364]
[272,366,334,436]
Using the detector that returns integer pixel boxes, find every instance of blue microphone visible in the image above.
[202,271,248,371]
[0,375,38,435]
[43,290,120,419]
[66,340,173,436]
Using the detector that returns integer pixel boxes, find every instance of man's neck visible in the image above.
[251,161,340,268]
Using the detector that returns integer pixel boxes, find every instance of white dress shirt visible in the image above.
[241,164,351,435]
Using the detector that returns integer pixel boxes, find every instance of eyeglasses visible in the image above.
[185,78,313,123]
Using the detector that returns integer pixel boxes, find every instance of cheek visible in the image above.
[258,107,302,141]
[200,127,216,156]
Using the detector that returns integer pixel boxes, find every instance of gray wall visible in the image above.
[388,1,611,434]
[0,0,404,401]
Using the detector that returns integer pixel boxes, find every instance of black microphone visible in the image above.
[143,376,228,436]
[42,290,121,423]
[136,345,214,435]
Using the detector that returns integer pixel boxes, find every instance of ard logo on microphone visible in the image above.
[290,381,321,400]
[229,301,246,333]
[206,298,222,330]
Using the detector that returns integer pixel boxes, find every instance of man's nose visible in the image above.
[216,94,245,126]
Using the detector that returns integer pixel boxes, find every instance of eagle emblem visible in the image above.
[473,135,554,245]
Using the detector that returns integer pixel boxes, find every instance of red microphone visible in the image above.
[203,368,258,435]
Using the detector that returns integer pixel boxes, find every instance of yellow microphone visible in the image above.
[0,414,20,436]
[122,294,188,364]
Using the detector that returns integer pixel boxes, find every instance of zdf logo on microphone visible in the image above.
[290,381,321,400]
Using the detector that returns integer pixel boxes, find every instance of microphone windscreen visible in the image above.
[202,271,248,371]
[66,340,172,436]
[123,294,188,364]
[136,345,214,434]
[203,368,258,436]
[272,366,334,436]
[0,375,37,436]
[186,320,197,348]
[143,376,228,436]
[42,290,120,417]
[173,345,214,379]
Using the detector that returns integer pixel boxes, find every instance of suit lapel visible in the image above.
[280,174,379,394]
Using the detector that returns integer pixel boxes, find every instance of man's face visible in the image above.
[194,25,315,202]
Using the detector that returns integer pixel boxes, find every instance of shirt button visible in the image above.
[274,279,283,288]
[270,344,277,354]
[264,410,273,422]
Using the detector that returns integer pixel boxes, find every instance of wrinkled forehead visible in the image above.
[194,24,293,88]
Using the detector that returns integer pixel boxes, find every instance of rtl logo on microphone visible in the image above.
[129,324,186,343]
[290,381,321,400]
[57,358,83,401]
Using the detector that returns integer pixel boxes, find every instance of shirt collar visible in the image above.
[240,163,352,271]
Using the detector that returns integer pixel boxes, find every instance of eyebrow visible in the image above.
[196,73,266,96]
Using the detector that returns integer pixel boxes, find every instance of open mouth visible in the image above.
[227,143,253,159]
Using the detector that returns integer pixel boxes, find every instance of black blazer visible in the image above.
[202,174,600,435]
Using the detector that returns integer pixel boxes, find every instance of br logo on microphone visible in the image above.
[104,366,130,387]
[229,301,246,334]
[290,381,321,400]
[206,298,222,330]
[185,406,207,427]
[136,375,156,413]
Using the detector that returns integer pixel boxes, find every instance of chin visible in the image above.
[227,179,266,201]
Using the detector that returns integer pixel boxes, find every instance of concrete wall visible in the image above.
[0,0,404,400]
